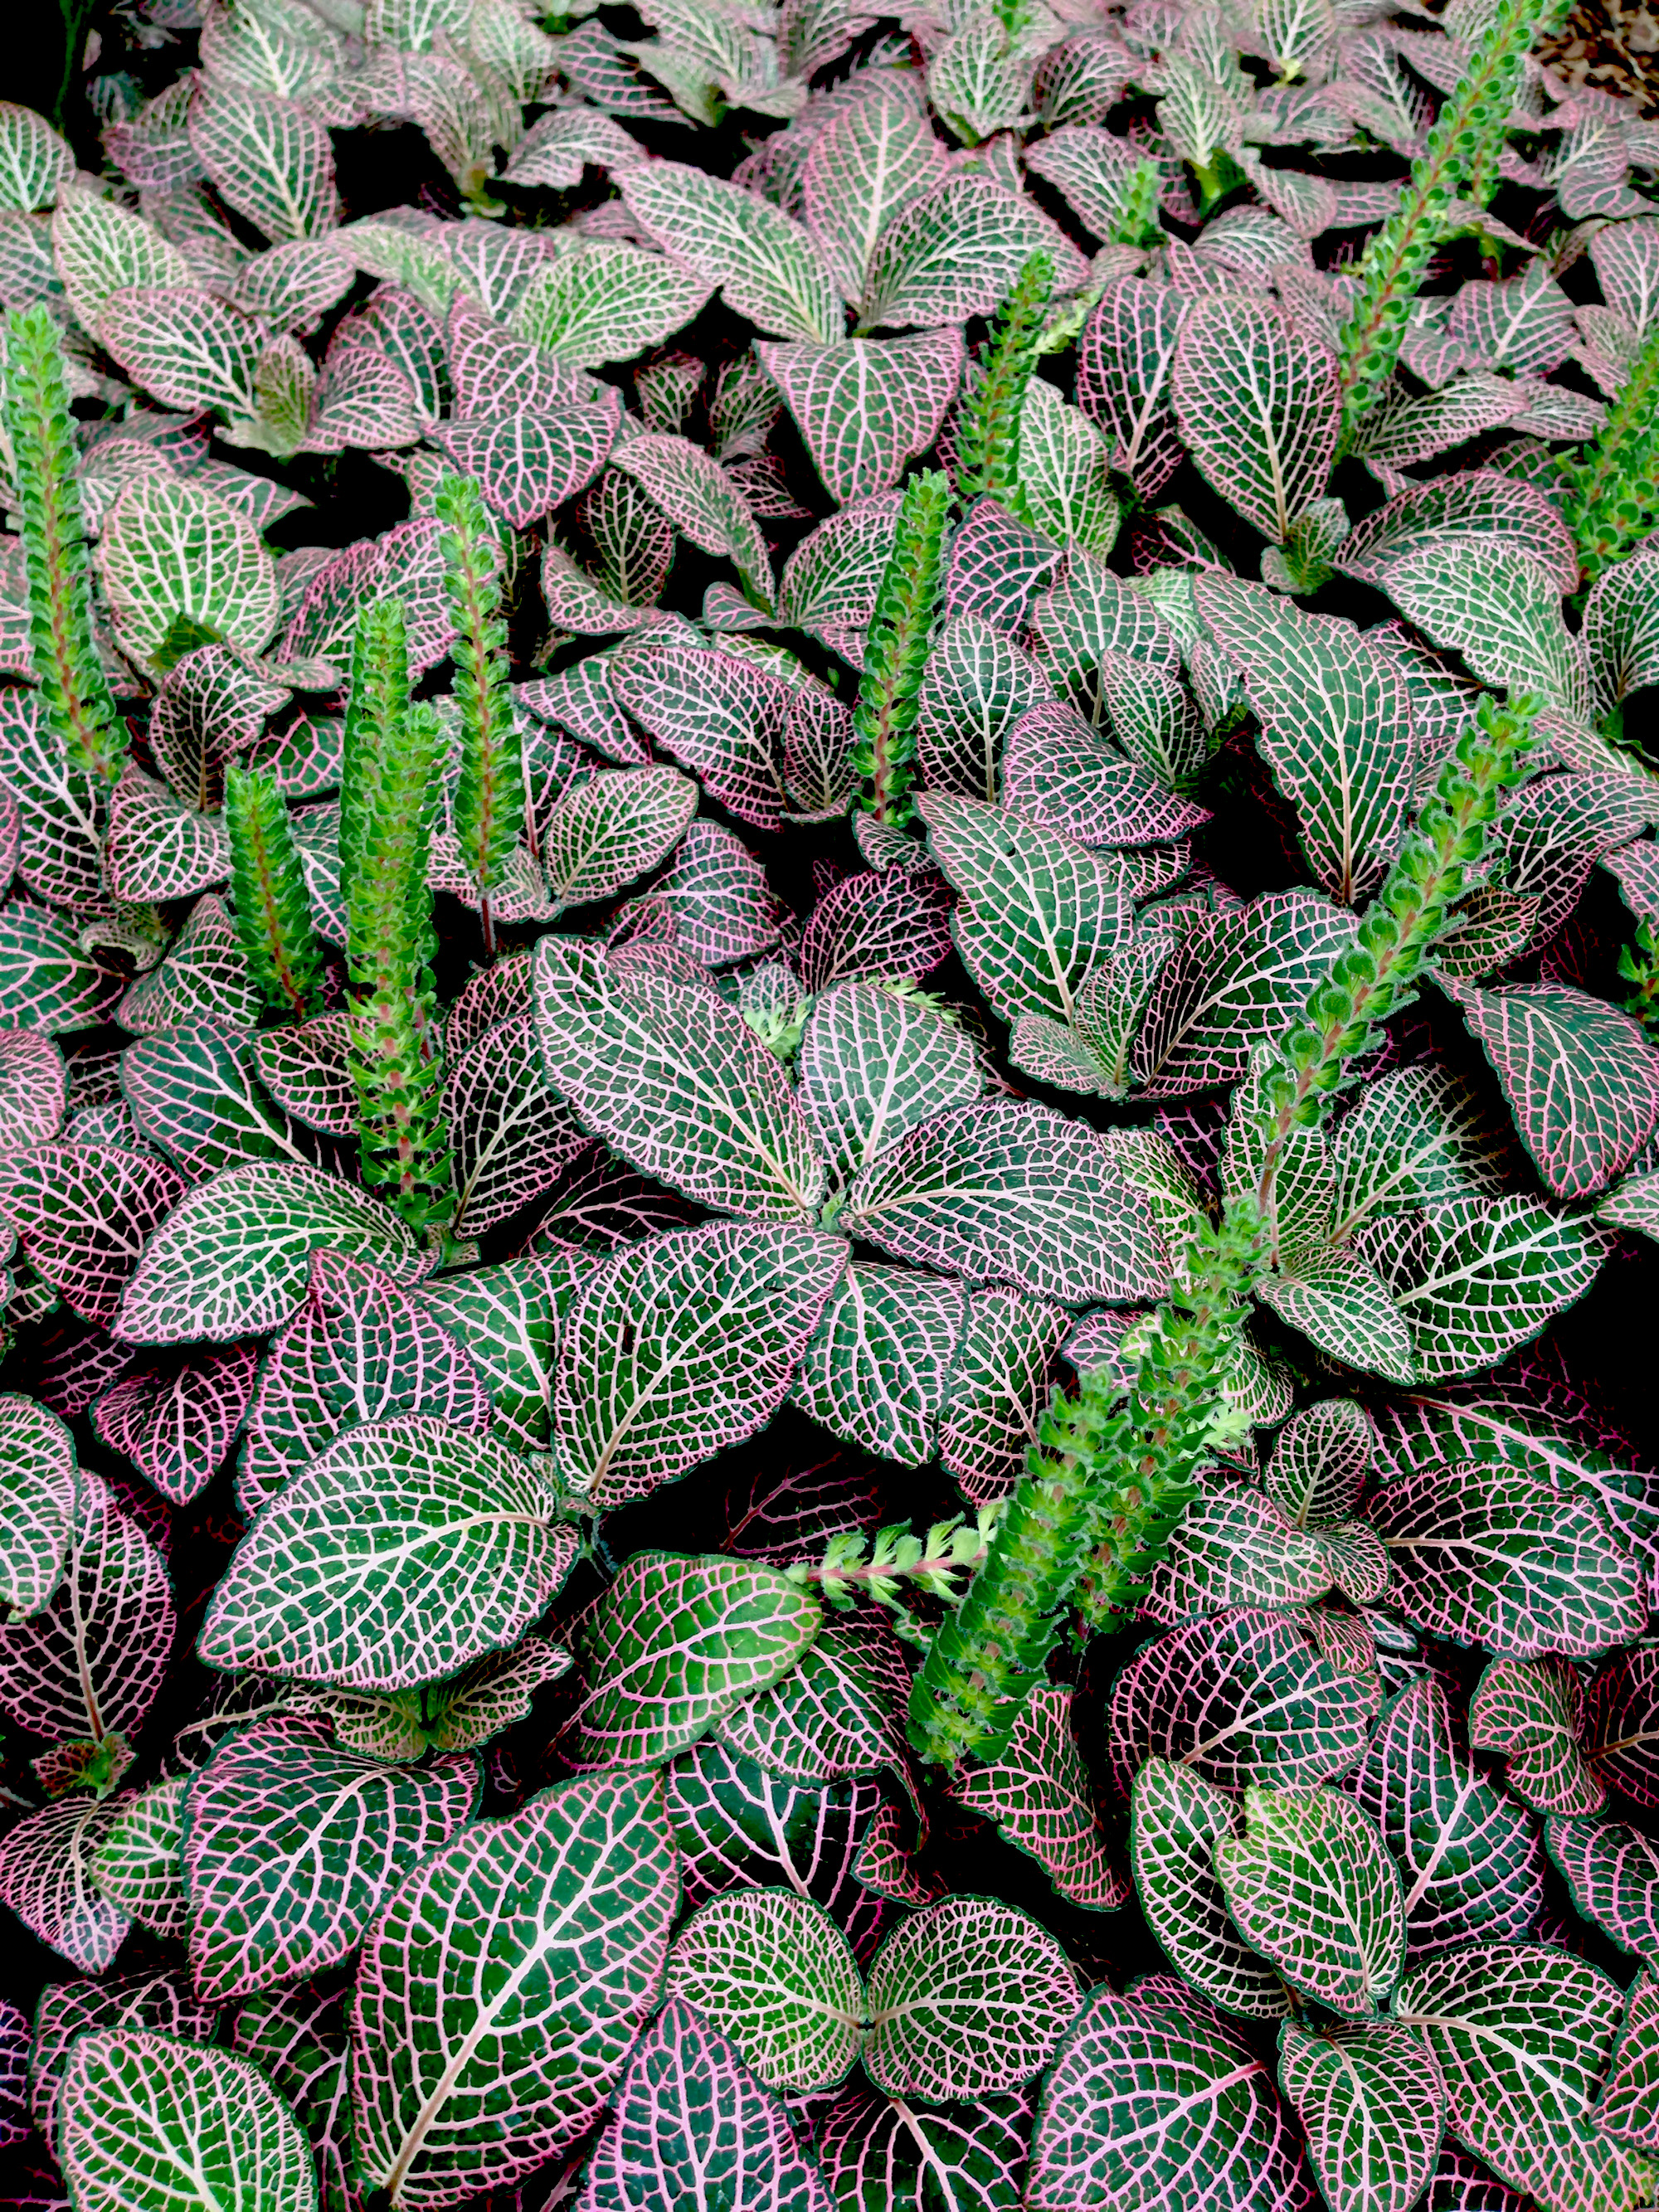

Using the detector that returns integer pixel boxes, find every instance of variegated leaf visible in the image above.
[99,284,260,416]
[0,1143,185,1325]
[1549,1812,1659,1968]
[556,1221,844,1506]
[617,818,783,967]
[797,862,953,993]
[183,1714,478,2002]
[100,475,280,663]
[859,174,1084,333]
[798,980,980,1196]
[1134,889,1356,1096]
[1027,1985,1308,2211]
[793,1261,963,1466]
[611,636,789,829]
[92,1342,257,1506]
[0,1391,76,1616]
[240,1247,488,1519]
[417,1255,570,1456]
[800,78,951,304]
[1129,1757,1289,2019]
[200,1415,574,1689]
[1278,2020,1446,2212]
[713,1611,909,1784]
[1584,1646,1659,1807]
[916,610,1053,802]
[447,1014,590,1240]
[0,1791,129,1971]
[665,1738,883,1942]
[60,2029,314,2212]
[1382,544,1591,723]
[1370,1459,1643,1658]
[1355,1198,1609,1382]
[1214,1785,1405,2015]
[1470,1655,1603,1815]
[1171,296,1340,542]
[922,791,1133,1025]
[623,161,840,341]
[1447,981,1659,1202]
[0,1464,173,1750]
[1105,1607,1381,1796]
[121,1023,312,1182]
[1077,276,1189,499]
[1346,1678,1543,1955]
[581,1992,834,2211]
[844,1097,1168,1307]
[515,241,713,369]
[281,516,454,678]
[0,1025,66,1150]
[120,894,261,1036]
[533,936,827,1222]
[956,1684,1128,1911]
[1398,1944,1649,2212]
[93,1777,189,1942]
[756,330,962,504]
[565,1551,823,1769]
[31,1966,216,2145]
[817,2084,1033,2212]
[939,1286,1069,1504]
[541,765,698,912]
[428,401,617,528]
[117,1159,423,1345]
[863,1894,1080,2098]
[352,1771,679,2207]
[1195,576,1413,904]
[1598,1971,1659,2151]
[190,80,338,241]
[664,1888,864,2093]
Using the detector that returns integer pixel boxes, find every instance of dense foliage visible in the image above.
[0,0,1658,2207]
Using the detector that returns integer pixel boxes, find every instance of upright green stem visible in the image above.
[908,697,1540,1769]
[2,306,125,785]
[956,252,1053,520]
[1564,318,1659,581]
[1337,0,1570,437]
[851,469,951,829]
[224,763,327,1021]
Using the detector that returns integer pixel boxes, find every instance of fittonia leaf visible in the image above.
[1,12,1657,2202]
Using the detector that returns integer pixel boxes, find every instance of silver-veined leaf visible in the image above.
[664,1888,864,2093]
[792,1261,964,1466]
[513,241,714,369]
[198,1415,575,1690]
[120,1022,312,1181]
[351,1771,679,2207]
[555,1221,845,1507]
[0,1792,130,1971]
[540,765,698,913]
[858,174,1084,332]
[798,980,983,1192]
[1194,576,1412,904]
[864,1893,1082,2098]
[1171,296,1340,542]
[0,1142,185,1325]
[800,77,951,304]
[565,1550,823,1769]
[417,1255,570,1456]
[100,475,280,663]
[845,1097,1166,1307]
[446,1013,591,1240]
[60,2029,315,2212]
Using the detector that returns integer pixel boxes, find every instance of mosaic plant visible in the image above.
[0,0,1657,2205]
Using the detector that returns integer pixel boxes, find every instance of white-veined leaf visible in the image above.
[756,329,963,505]
[622,160,840,341]
[1214,1784,1405,2015]
[100,475,280,663]
[1278,2020,1446,2212]
[863,1894,1082,2098]
[1129,1757,1289,2018]
[0,1391,76,1616]
[514,241,714,368]
[792,1260,964,1466]
[1171,295,1340,542]
[664,1888,864,2093]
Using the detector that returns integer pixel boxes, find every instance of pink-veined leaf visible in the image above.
[611,634,790,830]
[940,1286,1070,1504]
[0,1391,77,1617]
[792,1261,963,1466]
[1369,1458,1644,1658]
[664,1887,864,2094]
[800,76,951,304]
[1129,1757,1290,2019]
[943,496,1063,633]
[713,1611,911,1787]
[93,1776,189,1942]
[1338,470,1578,593]
[1104,1607,1381,1796]
[119,894,261,1037]
[183,1714,479,2002]
[0,1026,66,1150]
[1596,1971,1659,2151]
[201,1414,575,1690]
[916,610,1053,803]
[1548,1811,1659,1969]
[1470,1655,1604,1815]
[351,1771,679,2207]
[280,517,454,678]
[1279,2020,1446,2212]
[428,398,619,529]
[447,1013,591,1240]
[0,1144,185,1325]
[816,2083,1034,2211]
[796,864,953,993]
[858,173,1085,332]
[0,1792,131,1971]
[556,1221,844,1508]
[1346,1677,1544,1955]
[1027,1984,1311,2211]
[0,1465,173,1752]
[563,1551,824,1771]
[239,1247,488,1519]
[119,1022,313,1182]
[610,432,775,610]
[956,1684,1129,1912]
[844,1096,1168,1308]
[756,329,962,504]
[91,1343,257,1506]
[1397,1943,1649,2212]
[30,1966,215,2146]
[1000,702,1209,849]
[1171,295,1340,542]
[252,1014,354,1137]
[1584,1646,1659,1808]
[1213,1784,1405,2015]
[862,1894,1082,2099]
[581,1992,834,2212]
